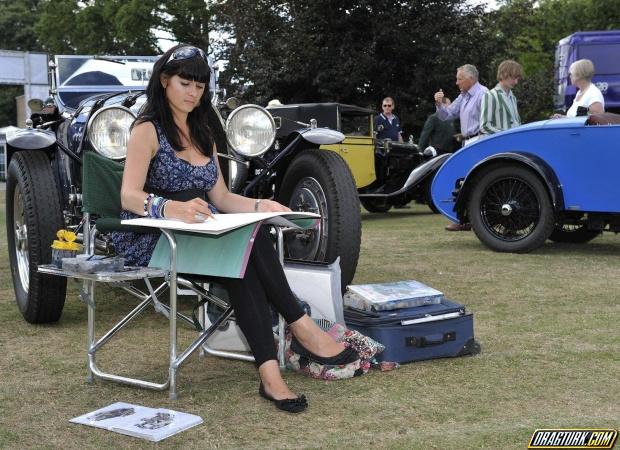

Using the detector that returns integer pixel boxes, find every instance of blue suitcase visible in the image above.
[344,299,480,363]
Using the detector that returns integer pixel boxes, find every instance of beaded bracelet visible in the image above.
[143,193,155,216]
[150,196,164,218]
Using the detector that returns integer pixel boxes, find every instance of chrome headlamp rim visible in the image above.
[225,104,276,158]
[87,105,137,160]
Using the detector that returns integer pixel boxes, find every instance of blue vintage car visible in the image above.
[431,113,620,252]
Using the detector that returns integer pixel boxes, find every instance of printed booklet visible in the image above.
[344,280,443,312]
[70,402,202,442]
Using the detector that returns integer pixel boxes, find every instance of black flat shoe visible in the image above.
[259,383,308,413]
[290,337,360,365]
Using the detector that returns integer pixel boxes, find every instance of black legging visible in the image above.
[215,227,305,366]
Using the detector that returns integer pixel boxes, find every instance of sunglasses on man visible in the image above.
[165,46,209,65]
[383,104,393,108]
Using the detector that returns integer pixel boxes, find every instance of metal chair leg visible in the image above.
[276,226,286,369]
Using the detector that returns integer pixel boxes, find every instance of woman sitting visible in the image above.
[112,44,358,413]
[552,59,605,118]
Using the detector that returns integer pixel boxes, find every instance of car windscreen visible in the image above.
[55,55,158,109]
[341,113,371,136]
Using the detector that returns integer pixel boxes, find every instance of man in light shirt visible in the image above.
[434,64,488,147]
[434,64,488,230]
[480,60,523,135]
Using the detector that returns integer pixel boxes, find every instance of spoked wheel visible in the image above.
[548,223,600,243]
[13,186,30,294]
[6,151,67,323]
[285,176,328,260]
[279,149,361,290]
[468,165,555,252]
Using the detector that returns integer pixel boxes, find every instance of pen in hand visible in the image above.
[194,212,217,222]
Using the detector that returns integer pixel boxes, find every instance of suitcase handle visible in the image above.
[406,331,456,348]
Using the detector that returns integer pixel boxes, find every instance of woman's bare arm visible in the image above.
[120,121,159,214]
[589,101,604,115]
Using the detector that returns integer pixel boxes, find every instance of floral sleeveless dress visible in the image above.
[111,121,218,266]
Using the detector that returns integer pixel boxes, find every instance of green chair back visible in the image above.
[82,152,124,218]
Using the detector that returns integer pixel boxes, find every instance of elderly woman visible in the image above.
[553,59,605,118]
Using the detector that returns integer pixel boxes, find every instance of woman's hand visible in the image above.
[550,113,565,119]
[256,199,292,213]
[165,198,216,223]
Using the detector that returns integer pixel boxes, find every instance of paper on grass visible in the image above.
[70,401,202,442]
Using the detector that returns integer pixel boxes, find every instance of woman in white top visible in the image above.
[552,59,605,118]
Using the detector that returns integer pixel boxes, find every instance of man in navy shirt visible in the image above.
[375,97,404,142]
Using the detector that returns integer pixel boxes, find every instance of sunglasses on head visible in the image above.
[165,46,208,65]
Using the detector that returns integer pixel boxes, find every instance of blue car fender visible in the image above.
[454,152,565,221]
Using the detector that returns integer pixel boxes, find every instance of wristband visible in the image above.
[254,199,261,212]
[150,196,164,218]
[156,198,168,219]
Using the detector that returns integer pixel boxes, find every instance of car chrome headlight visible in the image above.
[87,106,136,160]
[225,105,275,157]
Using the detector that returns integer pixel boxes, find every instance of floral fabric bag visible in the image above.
[282,323,399,380]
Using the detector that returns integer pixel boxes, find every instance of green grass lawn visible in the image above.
[1,194,618,449]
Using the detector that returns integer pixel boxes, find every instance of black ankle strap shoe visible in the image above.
[290,337,360,365]
[259,383,308,413]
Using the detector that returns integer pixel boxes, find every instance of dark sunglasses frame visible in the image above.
[165,46,208,65]
[383,104,393,107]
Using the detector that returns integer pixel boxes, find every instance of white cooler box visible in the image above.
[201,258,344,352]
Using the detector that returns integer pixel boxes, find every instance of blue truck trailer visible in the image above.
[555,30,620,113]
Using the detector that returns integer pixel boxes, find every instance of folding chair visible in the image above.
[40,152,285,399]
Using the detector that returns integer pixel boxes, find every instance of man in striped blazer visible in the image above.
[480,60,524,135]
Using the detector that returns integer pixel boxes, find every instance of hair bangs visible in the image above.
[165,56,210,84]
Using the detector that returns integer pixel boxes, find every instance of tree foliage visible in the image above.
[158,0,218,53]
[1,0,620,129]
[215,0,492,132]
[34,0,159,55]
[0,0,43,51]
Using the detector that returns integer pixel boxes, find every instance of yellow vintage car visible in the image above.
[267,102,376,188]
[266,102,450,213]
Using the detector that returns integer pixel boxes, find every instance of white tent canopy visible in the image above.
[0,50,50,123]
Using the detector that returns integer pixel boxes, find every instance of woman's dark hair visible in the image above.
[136,44,214,157]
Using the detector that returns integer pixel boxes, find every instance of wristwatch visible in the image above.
[254,199,261,212]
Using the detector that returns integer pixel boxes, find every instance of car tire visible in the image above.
[279,149,361,290]
[468,164,555,253]
[548,224,600,243]
[6,151,67,323]
[360,198,392,213]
